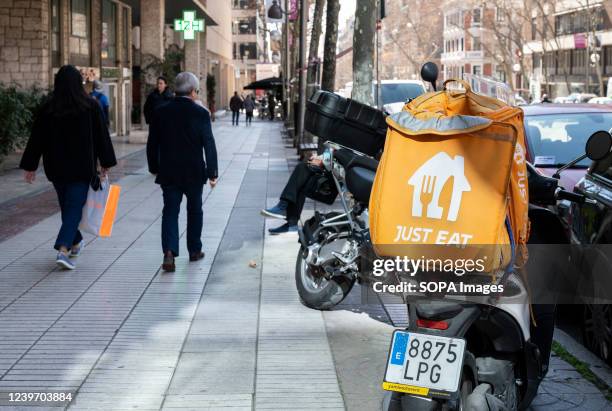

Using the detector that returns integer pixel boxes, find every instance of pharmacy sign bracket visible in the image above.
[174,10,204,40]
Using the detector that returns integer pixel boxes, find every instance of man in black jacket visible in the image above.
[144,76,173,124]
[147,72,218,272]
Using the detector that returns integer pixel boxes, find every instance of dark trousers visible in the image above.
[161,184,204,256]
[232,110,240,125]
[280,162,318,224]
[246,112,253,125]
[53,182,89,251]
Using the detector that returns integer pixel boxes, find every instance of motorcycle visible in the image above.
[294,64,612,410]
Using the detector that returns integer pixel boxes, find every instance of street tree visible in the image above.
[307,0,326,96]
[352,0,376,105]
[321,0,340,91]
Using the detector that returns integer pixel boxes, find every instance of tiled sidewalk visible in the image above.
[0,120,343,410]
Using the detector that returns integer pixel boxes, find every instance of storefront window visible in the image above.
[51,0,61,67]
[101,0,117,65]
[70,0,91,66]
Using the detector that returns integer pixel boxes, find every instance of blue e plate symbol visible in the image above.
[390,332,409,366]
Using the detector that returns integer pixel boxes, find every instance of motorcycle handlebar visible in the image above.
[555,189,587,204]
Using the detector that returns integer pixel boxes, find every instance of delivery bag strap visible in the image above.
[443,78,472,93]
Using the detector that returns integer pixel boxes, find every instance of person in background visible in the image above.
[243,94,255,126]
[144,76,173,125]
[229,91,243,126]
[147,72,218,272]
[541,94,551,103]
[20,65,117,270]
[91,80,110,127]
[261,154,328,234]
[268,92,275,120]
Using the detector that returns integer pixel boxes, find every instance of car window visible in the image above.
[525,113,612,167]
[375,83,425,105]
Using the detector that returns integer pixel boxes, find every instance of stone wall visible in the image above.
[0,0,50,87]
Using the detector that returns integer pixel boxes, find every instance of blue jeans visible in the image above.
[53,182,89,251]
[232,110,240,125]
[161,184,204,256]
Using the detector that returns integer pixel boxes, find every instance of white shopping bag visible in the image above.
[79,177,121,237]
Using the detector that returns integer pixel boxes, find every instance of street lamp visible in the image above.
[268,0,283,19]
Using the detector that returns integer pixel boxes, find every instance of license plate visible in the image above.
[383,330,466,397]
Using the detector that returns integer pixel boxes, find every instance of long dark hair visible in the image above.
[48,65,94,116]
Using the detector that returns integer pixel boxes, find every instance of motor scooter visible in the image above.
[382,130,612,411]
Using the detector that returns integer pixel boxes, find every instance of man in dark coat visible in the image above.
[147,72,218,272]
[144,76,173,124]
[229,91,243,126]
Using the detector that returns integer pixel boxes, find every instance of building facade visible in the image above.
[0,0,235,140]
[232,0,261,91]
[0,0,133,136]
[441,2,496,83]
[440,0,527,93]
[524,0,612,97]
[379,0,443,81]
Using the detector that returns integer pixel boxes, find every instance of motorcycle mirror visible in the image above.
[420,62,439,91]
[585,130,612,161]
[553,130,612,179]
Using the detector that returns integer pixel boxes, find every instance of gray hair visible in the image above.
[174,72,199,96]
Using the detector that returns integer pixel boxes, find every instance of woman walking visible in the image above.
[20,65,117,270]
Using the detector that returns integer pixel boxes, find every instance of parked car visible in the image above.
[553,96,570,104]
[342,80,427,113]
[569,134,612,365]
[588,96,612,105]
[523,104,612,190]
[566,93,598,103]
[525,104,612,363]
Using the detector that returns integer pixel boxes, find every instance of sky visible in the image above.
[338,0,357,30]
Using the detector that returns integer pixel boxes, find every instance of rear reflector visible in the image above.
[416,319,449,330]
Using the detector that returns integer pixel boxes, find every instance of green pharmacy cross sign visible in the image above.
[174,10,204,40]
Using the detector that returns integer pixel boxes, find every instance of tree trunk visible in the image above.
[352,0,376,105]
[307,0,325,96]
[321,0,340,91]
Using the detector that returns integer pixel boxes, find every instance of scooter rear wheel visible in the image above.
[295,246,355,310]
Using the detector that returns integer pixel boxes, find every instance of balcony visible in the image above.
[441,50,484,62]
[466,50,483,59]
[441,51,465,61]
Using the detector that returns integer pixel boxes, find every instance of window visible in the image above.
[50,0,61,67]
[531,17,537,41]
[572,49,586,74]
[555,7,604,36]
[71,0,89,37]
[472,8,481,25]
[233,17,256,35]
[101,0,117,65]
[70,0,91,66]
[460,38,464,51]
[472,36,481,51]
[233,0,256,9]
[234,43,257,60]
[473,65,481,75]
[122,7,129,65]
[496,7,505,22]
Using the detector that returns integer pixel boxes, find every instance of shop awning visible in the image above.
[243,77,283,90]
